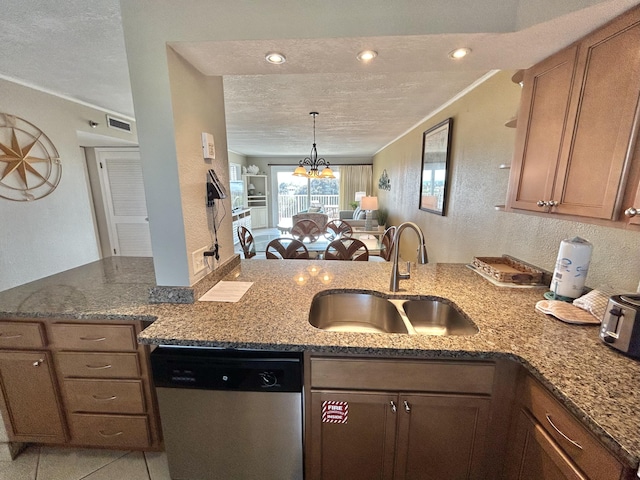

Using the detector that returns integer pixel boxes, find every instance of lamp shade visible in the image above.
[360,196,378,210]
[354,191,366,202]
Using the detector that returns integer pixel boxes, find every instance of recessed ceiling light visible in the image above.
[449,48,471,59]
[356,50,378,62]
[265,52,286,65]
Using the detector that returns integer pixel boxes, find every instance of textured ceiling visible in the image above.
[1,0,638,156]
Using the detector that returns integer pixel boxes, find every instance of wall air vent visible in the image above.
[106,115,132,133]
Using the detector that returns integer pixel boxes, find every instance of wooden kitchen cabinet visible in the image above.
[49,321,160,449]
[504,408,586,480]
[0,317,161,451]
[0,350,66,444]
[508,6,640,221]
[503,374,631,480]
[306,356,495,480]
[310,391,397,480]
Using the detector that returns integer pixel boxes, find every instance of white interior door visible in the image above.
[95,148,152,257]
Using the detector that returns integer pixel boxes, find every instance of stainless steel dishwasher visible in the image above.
[151,346,303,480]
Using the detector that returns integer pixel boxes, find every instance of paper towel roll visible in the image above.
[550,237,593,299]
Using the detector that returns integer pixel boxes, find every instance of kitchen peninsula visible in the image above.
[1,256,639,477]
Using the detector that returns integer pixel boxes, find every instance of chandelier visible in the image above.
[293,112,335,179]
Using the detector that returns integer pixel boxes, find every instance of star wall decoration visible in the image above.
[0,113,62,201]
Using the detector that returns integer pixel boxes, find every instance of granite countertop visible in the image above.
[1,257,639,471]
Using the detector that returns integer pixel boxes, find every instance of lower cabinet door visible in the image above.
[393,394,491,480]
[0,351,66,443]
[503,408,586,480]
[308,391,398,480]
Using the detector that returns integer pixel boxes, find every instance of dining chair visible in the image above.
[237,225,256,259]
[379,226,397,261]
[323,219,353,240]
[265,238,310,259]
[324,237,369,261]
[291,219,322,243]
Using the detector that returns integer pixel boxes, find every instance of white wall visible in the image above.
[167,47,234,284]
[0,78,137,292]
[373,71,640,292]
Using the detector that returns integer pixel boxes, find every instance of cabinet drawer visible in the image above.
[523,376,624,480]
[63,379,145,414]
[0,322,46,349]
[310,357,495,394]
[69,413,150,448]
[49,324,137,351]
[56,352,141,378]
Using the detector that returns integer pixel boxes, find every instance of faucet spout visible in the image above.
[389,222,428,292]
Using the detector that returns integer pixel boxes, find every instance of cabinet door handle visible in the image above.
[403,400,411,413]
[85,364,112,370]
[79,336,107,342]
[92,395,117,401]
[624,207,638,217]
[537,200,547,207]
[32,359,44,367]
[98,430,123,438]
[390,401,397,413]
[545,414,583,450]
[0,333,23,339]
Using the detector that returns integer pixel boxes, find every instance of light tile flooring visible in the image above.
[0,446,170,480]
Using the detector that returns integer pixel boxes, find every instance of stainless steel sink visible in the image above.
[308,292,409,334]
[309,292,478,336]
[401,299,479,336]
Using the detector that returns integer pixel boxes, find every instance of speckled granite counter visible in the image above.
[1,257,639,471]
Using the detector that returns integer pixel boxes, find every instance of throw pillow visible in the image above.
[356,209,366,220]
[353,207,361,219]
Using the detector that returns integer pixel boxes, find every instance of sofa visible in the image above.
[292,212,329,230]
[339,207,378,229]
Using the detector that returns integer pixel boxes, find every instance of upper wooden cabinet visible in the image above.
[508,6,640,221]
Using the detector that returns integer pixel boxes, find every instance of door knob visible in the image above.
[624,207,638,217]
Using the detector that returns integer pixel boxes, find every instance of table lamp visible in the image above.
[360,196,378,231]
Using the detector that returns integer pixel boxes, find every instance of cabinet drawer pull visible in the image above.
[0,333,23,339]
[79,336,107,342]
[403,400,411,413]
[545,413,583,450]
[98,430,123,438]
[92,395,117,401]
[390,401,397,413]
[32,359,44,367]
[85,364,112,370]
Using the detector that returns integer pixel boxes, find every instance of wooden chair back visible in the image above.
[237,225,256,259]
[265,238,310,259]
[324,237,369,261]
[380,226,397,261]
[291,219,322,243]
[324,220,353,240]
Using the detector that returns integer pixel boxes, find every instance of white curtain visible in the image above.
[339,165,373,210]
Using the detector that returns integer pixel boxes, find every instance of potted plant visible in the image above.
[349,201,359,210]
[376,208,389,230]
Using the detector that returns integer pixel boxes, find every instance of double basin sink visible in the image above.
[309,291,478,336]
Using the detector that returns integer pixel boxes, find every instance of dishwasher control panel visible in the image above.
[151,347,302,392]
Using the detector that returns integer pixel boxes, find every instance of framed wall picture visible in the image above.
[419,117,452,215]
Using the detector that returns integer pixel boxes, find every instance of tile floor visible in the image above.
[0,446,170,480]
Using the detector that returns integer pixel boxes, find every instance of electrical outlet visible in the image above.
[192,246,210,274]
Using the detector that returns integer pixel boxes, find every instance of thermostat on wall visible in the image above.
[202,132,215,160]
